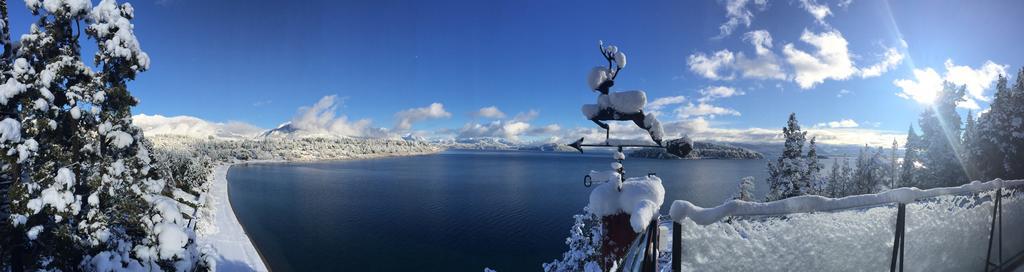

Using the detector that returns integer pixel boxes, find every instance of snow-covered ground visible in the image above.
[666,179,1024,271]
[195,165,269,271]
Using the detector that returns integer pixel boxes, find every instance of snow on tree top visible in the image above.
[89,0,151,72]
[26,0,93,17]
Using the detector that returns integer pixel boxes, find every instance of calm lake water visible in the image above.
[227,150,770,271]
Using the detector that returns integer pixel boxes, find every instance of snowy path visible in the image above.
[198,164,269,271]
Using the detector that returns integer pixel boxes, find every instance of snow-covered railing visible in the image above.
[670,179,1024,224]
[666,179,1024,271]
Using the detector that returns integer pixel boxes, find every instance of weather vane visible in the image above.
[569,41,693,191]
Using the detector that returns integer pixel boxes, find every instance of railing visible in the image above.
[622,217,661,272]
[665,179,1024,271]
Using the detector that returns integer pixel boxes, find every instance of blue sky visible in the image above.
[10,0,1022,145]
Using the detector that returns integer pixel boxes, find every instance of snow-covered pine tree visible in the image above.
[825,158,842,197]
[1003,68,1024,179]
[4,0,103,267]
[851,145,887,195]
[803,136,820,195]
[0,0,203,270]
[733,176,755,201]
[962,109,979,181]
[0,0,19,265]
[974,75,1011,180]
[890,139,898,189]
[852,146,869,195]
[916,82,968,188]
[899,125,921,188]
[80,1,203,269]
[765,113,807,201]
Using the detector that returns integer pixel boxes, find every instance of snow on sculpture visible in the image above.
[581,41,664,145]
[588,175,665,233]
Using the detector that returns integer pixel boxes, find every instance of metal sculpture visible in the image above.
[571,41,693,191]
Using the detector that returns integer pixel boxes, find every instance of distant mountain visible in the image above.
[629,141,763,160]
[428,137,520,150]
[727,142,869,159]
[260,122,300,138]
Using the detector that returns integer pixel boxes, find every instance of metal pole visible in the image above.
[647,218,659,272]
[890,203,906,272]
[985,188,1001,271]
[899,203,905,272]
[673,222,682,272]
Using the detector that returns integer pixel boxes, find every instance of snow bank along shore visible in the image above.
[194,165,270,271]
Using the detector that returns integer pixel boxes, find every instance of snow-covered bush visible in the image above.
[542,210,607,272]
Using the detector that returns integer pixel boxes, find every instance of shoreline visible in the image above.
[197,164,270,271]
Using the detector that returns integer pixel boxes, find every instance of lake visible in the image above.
[227,150,771,271]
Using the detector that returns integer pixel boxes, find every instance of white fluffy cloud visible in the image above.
[394,102,452,130]
[815,119,859,128]
[798,0,831,25]
[456,109,557,140]
[699,86,745,102]
[893,59,1007,109]
[893,68,944,106]
[688,50,736,80]
[133,114,264,139]
[474,106,506,119]
[942,60,1007,102]
[689,30,786,81]
[783,30,857,89]
[676,102,741,118]
[290,95,381,137]
[647,96,686,111]
[859,48,905,78]
[646,95,687,117]
[717,0,768,38]
[694,28,903,89]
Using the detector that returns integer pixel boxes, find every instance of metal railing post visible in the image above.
[890,203,906,272]
[673,221,682,272]
[985,188,1002,271]
[647,218,659,272]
